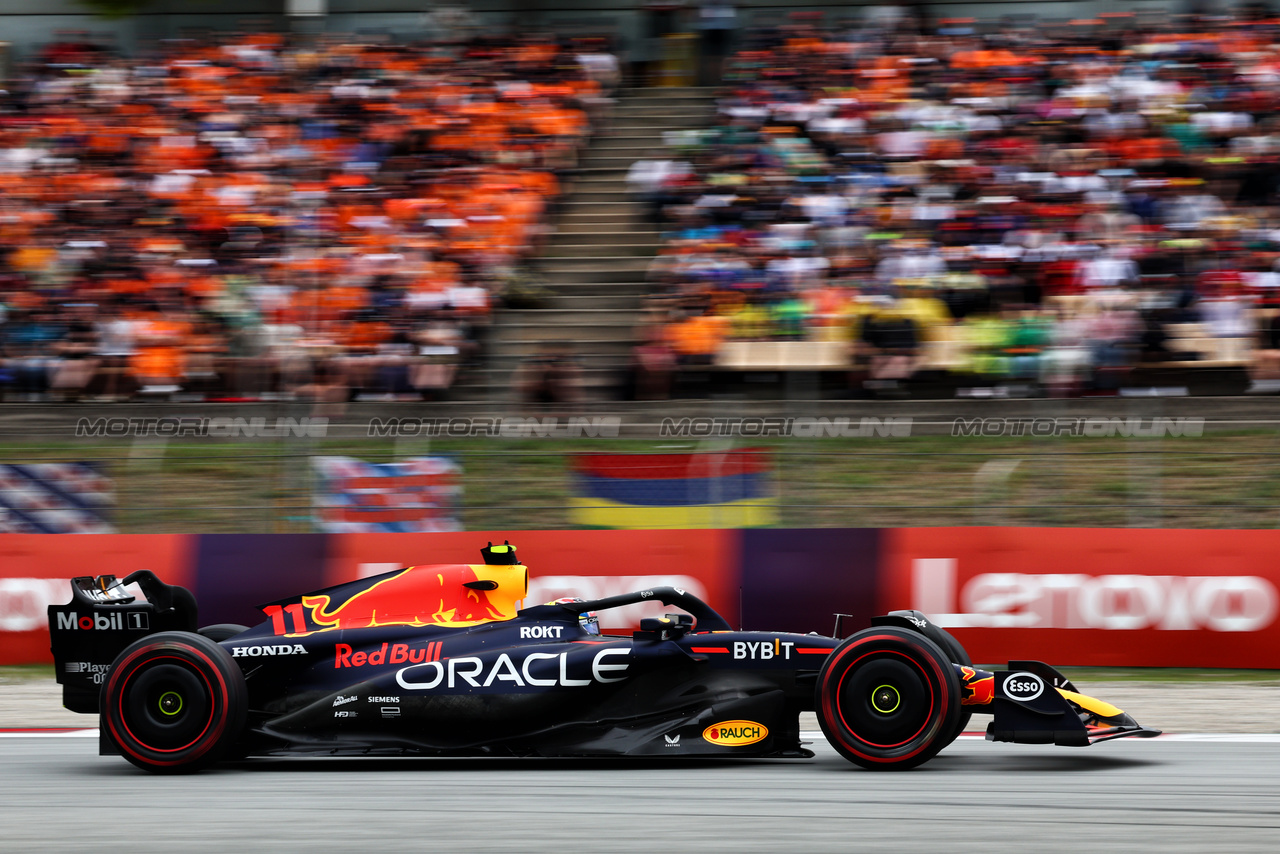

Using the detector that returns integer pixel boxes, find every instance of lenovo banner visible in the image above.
[8,527,1280,668]
[881,527,1280,668]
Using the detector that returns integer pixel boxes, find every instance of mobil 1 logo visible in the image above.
[54,610,149,632]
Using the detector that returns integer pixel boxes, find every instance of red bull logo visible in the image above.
[335,641,444,668]
[960,665,996,706]
[297,564,527,633]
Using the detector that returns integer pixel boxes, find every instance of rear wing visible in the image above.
[47,571,198,713]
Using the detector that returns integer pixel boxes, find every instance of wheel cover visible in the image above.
[158,692,183,716]
[117,657,216,754]
[836,650,936,749]
[871,684,901,714]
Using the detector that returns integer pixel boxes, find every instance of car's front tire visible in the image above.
[932,625,974,747]
[102,632,247,773]
[816,627,961,770]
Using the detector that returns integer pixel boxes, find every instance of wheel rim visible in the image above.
[118,658,216,753]
[871,684,901,714]
[836,651,936,749]
[158,691,183,716]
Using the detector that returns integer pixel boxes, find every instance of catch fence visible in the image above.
[1,404,1277,533]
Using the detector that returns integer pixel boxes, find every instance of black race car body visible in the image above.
[48,543,1158,773]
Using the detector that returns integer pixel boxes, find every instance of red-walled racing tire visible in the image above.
[102,632,247,774]
[816,626,961,771]
[932,625,974,747]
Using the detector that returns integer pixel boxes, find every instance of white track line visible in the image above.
[3,729,1278,743]
[799,731,1280,743]
[1154,733,1280,742]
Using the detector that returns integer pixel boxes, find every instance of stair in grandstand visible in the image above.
[472,87,718,404]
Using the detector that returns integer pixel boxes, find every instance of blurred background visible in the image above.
[1,1,1280,534]
[4,1,1280,406]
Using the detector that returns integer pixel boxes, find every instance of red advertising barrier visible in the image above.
[8,527,1278,669]
[327,530,740,632]
[0,531,737,665]
[0,534,196,664]
[881,527,1280,668]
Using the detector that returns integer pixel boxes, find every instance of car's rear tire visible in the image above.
[102,632,247,774]
[932,626,974,746]
[816,626,961,771]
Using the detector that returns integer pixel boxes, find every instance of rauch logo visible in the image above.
[702,721,768,746]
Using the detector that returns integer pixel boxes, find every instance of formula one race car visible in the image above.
[48,543,1158,773]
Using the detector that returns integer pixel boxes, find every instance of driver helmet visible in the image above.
[549,597,600,635]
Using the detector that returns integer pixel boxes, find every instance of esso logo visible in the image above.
[1004,672,1044,702]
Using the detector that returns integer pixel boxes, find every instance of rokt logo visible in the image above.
[519,625,565,639]
[702,721,768,746]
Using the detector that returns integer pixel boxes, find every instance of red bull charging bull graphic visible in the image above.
[262,562,528,636]
[959,665,996,706]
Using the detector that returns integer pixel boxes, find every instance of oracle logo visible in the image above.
[913,560,1279,632]
[395,647,632,691]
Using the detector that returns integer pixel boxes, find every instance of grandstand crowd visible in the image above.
[9,11,1280,403]
[0,30,612,402]
[632,9,1280,398]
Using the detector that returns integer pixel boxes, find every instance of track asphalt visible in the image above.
[1,734,1277,853]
